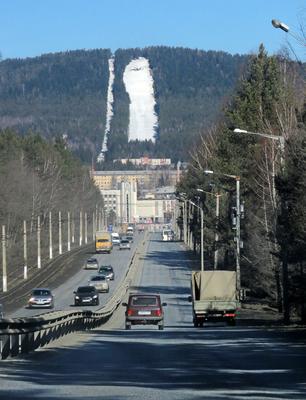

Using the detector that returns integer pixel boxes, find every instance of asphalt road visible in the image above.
[9,234,141,319]
[0,233,306,400]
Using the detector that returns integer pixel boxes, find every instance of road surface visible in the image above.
[9,234,141,318]
[0,233,305,400]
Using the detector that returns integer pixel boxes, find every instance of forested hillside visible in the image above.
[0,47,247,163]
[0,49,111,162]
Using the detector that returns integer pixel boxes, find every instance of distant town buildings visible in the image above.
[114,157,171,167]
[91,166,180,225]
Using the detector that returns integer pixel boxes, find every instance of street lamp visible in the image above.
[272,19,306,47]
[197,188,222,270]
[233,128,285,164]
[189,200,204,272]
[204,170,241,290]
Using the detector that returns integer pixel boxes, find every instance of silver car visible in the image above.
[28,288,54,309]
[84,257,99,270]
[119,239,131,250]
[88,275,109,293]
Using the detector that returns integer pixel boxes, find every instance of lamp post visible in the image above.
[177,193,188,245]
[204,170,241,290]
[233,129,285,165]
[189,200,204,272]
[197,188,221,269]
[233,127,289,323]
[272,19,306,47]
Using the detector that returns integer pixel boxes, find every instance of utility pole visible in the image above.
[59,211,62,255]
[37,215,41,269]
[23,220,28,279]
[67,211,71,251]
[79,210,83,246]
[2,225,7,292]
[72,214,75,245]
[214,194,221,270]
[85,212,88,244]
[49,211,53,259]
[236,177,241,291]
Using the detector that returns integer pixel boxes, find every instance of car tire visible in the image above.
[125,323,131,330]
[158,323,164,330]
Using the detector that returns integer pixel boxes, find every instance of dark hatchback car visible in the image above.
[122,293,167,330]
[74,286,99,306]
[98,265,115,280]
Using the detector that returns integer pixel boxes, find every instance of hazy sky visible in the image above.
[0,0,305,60]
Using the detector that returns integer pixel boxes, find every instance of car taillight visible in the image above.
[154,309,162,317]
[127,309,134,316]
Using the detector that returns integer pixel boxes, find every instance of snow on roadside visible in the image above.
[123,57,158,142]
[97,57,115,162]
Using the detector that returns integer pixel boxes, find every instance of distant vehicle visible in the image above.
[74,286,99,306]
[162,229,173,241]
[123,293,167,330]
[95,231,113,254]
[119,239,131,250]
[138,225,144,233]
[88,275,109,293]
[111,232,120,246]
[126,234,134,243]
[127,226,134,235]
[28,288,54,309]
[98,265,114,280]
[189,270,240,327]
[84,257,99,270]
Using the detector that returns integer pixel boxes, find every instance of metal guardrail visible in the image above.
[0,233,146,360]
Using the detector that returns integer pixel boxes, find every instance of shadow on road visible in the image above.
[1,325,306,400]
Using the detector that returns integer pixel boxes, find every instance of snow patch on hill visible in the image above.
[123,57,158,142]
[97,57,115,162]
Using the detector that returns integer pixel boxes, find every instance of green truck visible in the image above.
[189,270,240,327]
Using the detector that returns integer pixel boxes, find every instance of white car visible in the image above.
[88,275,109,293]
[119,239,131,250]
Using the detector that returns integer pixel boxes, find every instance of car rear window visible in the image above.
[130,296,158,306]
[121,240,129,244]
[87,259,97,263]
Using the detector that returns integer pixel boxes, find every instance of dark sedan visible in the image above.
[74,286,99,306]
[98,265,115,280]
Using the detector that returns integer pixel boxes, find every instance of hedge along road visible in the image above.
[7,232,144,319]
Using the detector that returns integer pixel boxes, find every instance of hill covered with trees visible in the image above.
[0,47,247,163]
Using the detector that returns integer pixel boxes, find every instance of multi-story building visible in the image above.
[92,169,181,191]
[92,170,178,225]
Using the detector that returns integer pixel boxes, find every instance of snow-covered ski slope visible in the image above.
[123,57,158,142]
[97,57,115,162]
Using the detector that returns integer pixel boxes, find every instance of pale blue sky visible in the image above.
[0,0,305,60]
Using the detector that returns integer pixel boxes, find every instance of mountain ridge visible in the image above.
[0,46,248,163]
